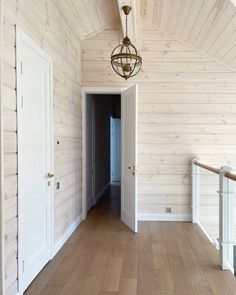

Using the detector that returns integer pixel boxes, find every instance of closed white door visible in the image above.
[110,117,121,182]
[17,29,53,292]
[121,85,138,233]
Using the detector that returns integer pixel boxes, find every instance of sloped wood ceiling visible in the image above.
[55,0,119,40]
[140,0,236,71]
[56,0,236,71]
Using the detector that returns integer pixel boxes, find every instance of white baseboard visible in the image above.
[53,214,82,257]
[138,213,192,222]
[195,219,219,249]
[95,182,110,203]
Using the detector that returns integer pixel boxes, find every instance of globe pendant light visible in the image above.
[111,5,142,80]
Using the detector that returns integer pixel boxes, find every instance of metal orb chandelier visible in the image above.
[111,5,142,80]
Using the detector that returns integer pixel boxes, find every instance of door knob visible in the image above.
[47,173,54,178]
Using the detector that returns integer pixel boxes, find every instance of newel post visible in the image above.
[219,166,234,270]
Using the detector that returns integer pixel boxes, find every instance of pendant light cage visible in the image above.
[111,6,142,80]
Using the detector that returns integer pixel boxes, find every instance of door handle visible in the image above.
[128,166,137,176]
[128,166,135,170]
[47,173,54,178]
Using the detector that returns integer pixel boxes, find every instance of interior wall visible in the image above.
[93,94,120,199]
[2,1,82,294]
[0,0,4,292]
[82,22,236,220]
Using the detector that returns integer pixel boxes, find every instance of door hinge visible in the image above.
[20,62,23,74]
[22,260,25,273]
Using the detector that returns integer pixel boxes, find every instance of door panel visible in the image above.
[17,30,52,292]
[121,85,138,233]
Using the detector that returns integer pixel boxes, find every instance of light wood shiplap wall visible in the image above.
[2,1,82,294]
[82,23,236,219]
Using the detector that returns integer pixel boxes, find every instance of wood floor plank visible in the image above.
[155,269,174,290]
[119,278,137,295]
[152,244,168,270]
[170,269,195,295]
[100,257,123,292]
[77,275,103,295]
[24,185,236,295]
[137,250,156,295]
[88,251,109,276]
[205,273,233,295]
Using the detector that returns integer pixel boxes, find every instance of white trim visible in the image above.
[16,27,54,294]
[138,213,192,222]
[195,219,218,248]
[82,87,126,221]
[53,215,82,256]
[95,183,110,203]
[195,220,235,274]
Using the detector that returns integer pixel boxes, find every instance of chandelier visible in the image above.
[111,5,142,80]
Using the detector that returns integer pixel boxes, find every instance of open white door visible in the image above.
[121,85,138,233]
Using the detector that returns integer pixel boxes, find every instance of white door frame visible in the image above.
[16,27,54,294]
[82,87,126,220]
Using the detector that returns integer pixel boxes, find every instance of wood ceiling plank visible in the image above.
[181,0,205,41]
[193,0,228,49]
[72,0,94,35]
[201,2,235,52]
[187,0,216,45]
[84,0,102,31]
[167,0,182,34]
[160,0,173,31]
[214,31,236,60]
[208,13,236,56]
[94,0,119,28]
[172,0,193,37]
[153,0,164,27]
[54,0,87,39]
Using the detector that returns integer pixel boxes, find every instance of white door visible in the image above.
[17,29,53,292]
[110,117,121,182]
[121,85,138,233]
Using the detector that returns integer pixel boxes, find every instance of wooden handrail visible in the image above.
[193,160,220,175]
[225,172,236,182]
[194,160,236,181]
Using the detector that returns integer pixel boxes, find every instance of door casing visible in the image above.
[16,27,54,295]
[82,86,137,223]
[82,87,125,220]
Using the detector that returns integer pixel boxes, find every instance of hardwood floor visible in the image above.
[25,184,236,295]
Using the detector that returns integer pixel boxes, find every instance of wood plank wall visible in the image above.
[2,1,82,294]
[0,0,5,293]
[81,23,236,220]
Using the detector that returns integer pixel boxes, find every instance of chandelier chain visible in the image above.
[126,13,128,37]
